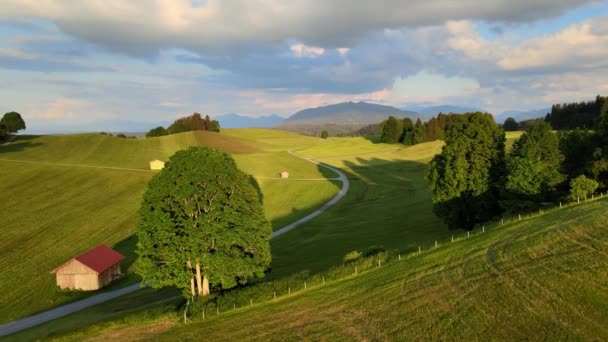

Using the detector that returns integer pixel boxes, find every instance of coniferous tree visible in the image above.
[412,118,426,144]
[137,147,271,300]
[427,113,505,230]
[381,116,401,143]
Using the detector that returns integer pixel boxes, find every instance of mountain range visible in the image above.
[284,101,417,125]
[215,113,285,128]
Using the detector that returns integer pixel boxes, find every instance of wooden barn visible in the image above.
[51,244,125,291]
[149,159,165,170]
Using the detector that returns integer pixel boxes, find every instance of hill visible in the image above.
[0,130,340,323]
[284,101,416,125]
[214,113,285,128]
[17,195,608,341]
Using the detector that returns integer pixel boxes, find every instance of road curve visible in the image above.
[0,148,349,337]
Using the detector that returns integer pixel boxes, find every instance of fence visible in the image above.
[189,191,608,321]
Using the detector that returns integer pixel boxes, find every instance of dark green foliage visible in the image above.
[427,113,505,230]
[503,117,519,131]
[569,175,598,200]
[1,112,26,133]
[146,126,168,138]
[381,116,401,144]
[545,95,607,130]
[425,117,442,141]
[362,245,385,257]
[320,130,329,139]
[559,129,599,180]
[116,133,127,138]
[136,147,272,299]
[355,124,380,136]
[502,121,564,212]
[165,113,221,135]
[412,118,426,145]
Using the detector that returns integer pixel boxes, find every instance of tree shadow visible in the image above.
[113,235,139,272]
[268,155,447,278]
[0,135,44,153]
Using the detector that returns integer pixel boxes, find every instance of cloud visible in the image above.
[0,47,113,72]
[0,0,594,58]
[290,43,325,58]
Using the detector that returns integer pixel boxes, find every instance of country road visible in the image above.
[0,148,350,337]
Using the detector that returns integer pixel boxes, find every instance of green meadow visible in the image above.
[0,130,338,323]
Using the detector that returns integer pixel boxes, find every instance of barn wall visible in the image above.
[56,260,94,275]
[56,274,75,289]
[75,274,100,291]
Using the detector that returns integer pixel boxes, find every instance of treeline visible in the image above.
[428,111,608,230]
[0,112,26,142]
[379,112,481,145]
[545,95,608,130]
[146,113,220,138]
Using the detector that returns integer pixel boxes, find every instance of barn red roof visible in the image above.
[52,244,125,274]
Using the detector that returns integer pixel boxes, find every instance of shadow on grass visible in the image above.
[0,136,44,153]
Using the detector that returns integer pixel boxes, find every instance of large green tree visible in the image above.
[412,118,426,145]
[503,121,564,212]
[146,126,168,138]
[381,116,401,143]
[136,147,271,301]
[503,117,518,131]
[1,112,26,133]
[427,113,505,230]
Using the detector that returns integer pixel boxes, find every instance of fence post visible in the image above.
[482,226,485,233]
[304,282,307,290]
[578,197,580,204]
[274,291,276,299]
[560,202,562,208]
[322,276,325,284]
[250,298,253,307]
[355,266,358,275]
[435,241,438,247]
[398,254,401,260]
[592,194,594,200]
[234,303,236,310]
[203,309,205,320]
[378,259,381,267]
[418,246,421,254]
[451,235,454,243]
[467,231,470,238]
[288,287,291,295]
[501,218,504,226]
[217,307,219,316]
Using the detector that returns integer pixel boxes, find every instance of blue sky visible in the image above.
[0,0,607,132]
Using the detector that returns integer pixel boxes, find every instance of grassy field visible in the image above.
[0,130,339,323]
[29,198,608,341]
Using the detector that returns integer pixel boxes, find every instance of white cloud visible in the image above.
[290,43,325,58]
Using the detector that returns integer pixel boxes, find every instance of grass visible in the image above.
[0,129,339,323]
[37,198,608,341]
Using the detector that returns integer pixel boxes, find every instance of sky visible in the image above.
[1,0,608,132]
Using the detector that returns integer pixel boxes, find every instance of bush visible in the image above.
[362,245,385,257]
[116,133,127,138]
[570,175,598,201]
[343,250,362,263]
[321,130,329,139]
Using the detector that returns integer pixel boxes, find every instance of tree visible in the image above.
[380,116,401,143]
[401,118,414,145]
[502,121,564,212]
[503,117,518,131]
[146,126,168,138]
[412,118,426,145]
[320,130,329,139]
[136,147,272,302]
[427,113,505,230]
[1,112,26,133]
[569,175,598,201]
[210,120,221,133]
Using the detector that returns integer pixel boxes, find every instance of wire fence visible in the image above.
[189,191,607,321]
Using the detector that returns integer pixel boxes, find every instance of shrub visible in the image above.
[362,245,385,257]
[343,251,362,263]
[570,175,598,201]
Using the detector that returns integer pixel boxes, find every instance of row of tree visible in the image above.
[427,111,608,230]
[146,113,220,138]
[380,113,472,145]
[0,112,26,141]
[545,95,607,130]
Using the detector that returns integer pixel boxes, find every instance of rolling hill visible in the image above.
[283,101,416,125]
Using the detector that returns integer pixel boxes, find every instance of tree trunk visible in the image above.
[186,260,195,297]
[195,262,203,296]
[202,276,210,296]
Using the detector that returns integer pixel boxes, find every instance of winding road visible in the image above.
[0,148,349,337]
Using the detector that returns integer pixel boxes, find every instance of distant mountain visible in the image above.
[215,113,284,128]
[284,101,416,125]
[404,105,484,118]
[496,108,550,123]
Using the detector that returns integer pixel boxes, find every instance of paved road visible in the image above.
[0,148,349,337]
